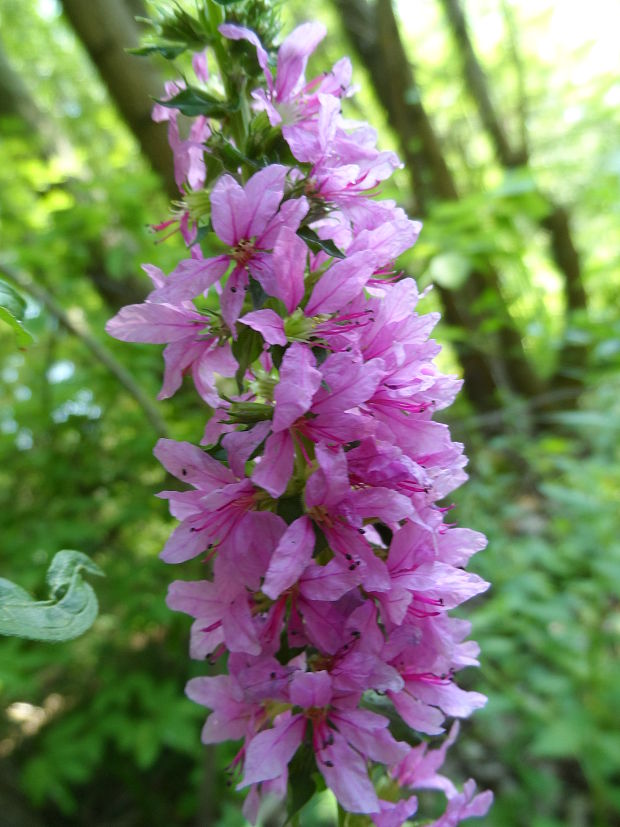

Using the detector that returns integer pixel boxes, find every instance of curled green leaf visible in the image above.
[0,550,104,642]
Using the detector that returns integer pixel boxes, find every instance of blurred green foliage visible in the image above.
[0,0,619,825]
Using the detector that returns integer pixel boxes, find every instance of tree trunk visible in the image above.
[0,40,150,312]
[60,0,177,199]
[338,0,542,412]
[438,0,588,393]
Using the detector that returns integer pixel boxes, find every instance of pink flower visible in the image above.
[221,22,352,127]
[151,165,308,328]
[154,438,285,564]
[106,297,236,402]
[240,670,409,814]
[110,16,493,824]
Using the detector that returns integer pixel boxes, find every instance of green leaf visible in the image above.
[530,718,583,758]
[0,278,33,345]
[129,43,187,59]
[0,277,26,320]
[427,252,470,290]
[0,550,104,641]
[0,306,33,346]
[213,0,245,5]
[286,745,318,823]
[296,227,346,259]
[231,325,263,392]
[248,276,267,309]
[213,136,259,172]
[156,87,238,118]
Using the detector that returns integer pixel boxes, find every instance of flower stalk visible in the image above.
[107,3,492,824]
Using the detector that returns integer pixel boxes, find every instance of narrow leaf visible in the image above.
[297,227,345,259]
[157,87,238,118]
[129,43,187,59]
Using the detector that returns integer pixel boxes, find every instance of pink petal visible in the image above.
[151,256,229,303]
[304,445,350,509]
[220,267,248,330]
[389,690,446,735]
[371,796,418,827]
[305,251,378,315]
[290,670,332,708]
[240,714,306,786]
[222,421,271,478]
[312,353,384,415]
[272,342,322,432]
[251,430,295,498]
[253,227,307,312]
[222,593,261,655]
[242,165,288,239]
[166,579,226,620]
[154,438,234,488]
[239,309,287,345]
[262,516,315,599]
[317,730,380,814]
[276,22,326,100]
[332,710,408,765]
[105,302,201,343]
[299,559,357,601]
[159,520,211,564]
[192,342,238,405]
[210,175,248,245]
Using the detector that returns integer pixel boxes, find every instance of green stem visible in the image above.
[205,0,250,155]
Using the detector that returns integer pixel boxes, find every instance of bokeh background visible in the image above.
[1,0,619,825]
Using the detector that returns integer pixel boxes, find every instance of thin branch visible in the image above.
[499,0,529,160]
[439,0,526,167]
[0,262,168,437]
[450,386,584,435]
[60,0,177,199]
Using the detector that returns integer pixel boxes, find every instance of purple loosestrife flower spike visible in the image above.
[107,10,492,825]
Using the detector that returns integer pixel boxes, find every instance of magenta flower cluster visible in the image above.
[107,19,492,826]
